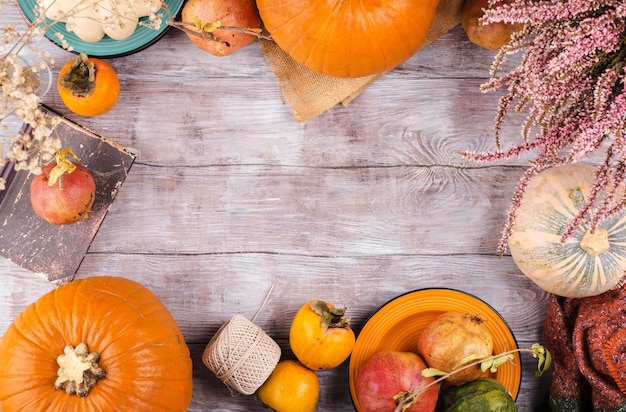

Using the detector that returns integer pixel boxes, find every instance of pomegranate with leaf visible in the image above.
[354,350,438,412]
[30,148,96,225]
[417,311,494,386]
[178,0,261,57]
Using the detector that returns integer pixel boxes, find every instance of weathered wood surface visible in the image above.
[1,6,553,411]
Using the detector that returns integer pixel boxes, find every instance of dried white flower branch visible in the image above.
[1,0,167,189]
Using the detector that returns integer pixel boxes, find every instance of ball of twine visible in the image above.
[202,314,281,395]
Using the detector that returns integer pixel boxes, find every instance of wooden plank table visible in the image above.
[1,5,553,411]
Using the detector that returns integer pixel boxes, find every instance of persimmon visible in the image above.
[289,300,355,371]
[57,52,120,116]
[256,360,319,412]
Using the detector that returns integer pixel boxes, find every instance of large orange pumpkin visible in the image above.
[0,276,193,412]
[257,0,440,78]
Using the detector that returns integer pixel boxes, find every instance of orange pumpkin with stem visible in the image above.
[257,0,440,78]
[0,276,193,412]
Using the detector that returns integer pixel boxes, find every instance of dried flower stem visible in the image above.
[1,0,165,188]
[168,20,271,43]
[461,0,626,254]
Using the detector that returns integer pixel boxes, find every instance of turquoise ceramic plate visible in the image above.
[18,0,184,57]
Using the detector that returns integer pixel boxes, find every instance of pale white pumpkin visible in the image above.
[508,163,626,298]
[42,0,161,42]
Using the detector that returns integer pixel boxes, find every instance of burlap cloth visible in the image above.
[544,287,626,411]
[260,0,465,122]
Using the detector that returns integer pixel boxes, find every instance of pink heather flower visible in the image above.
[463,0,626,254]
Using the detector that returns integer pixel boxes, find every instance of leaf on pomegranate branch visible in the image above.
[421,367,447,378]
[422,352,498,378]
[531,342,552,377]
[454,352,492,370]
[480,354,514,373]
[392,391,417,411]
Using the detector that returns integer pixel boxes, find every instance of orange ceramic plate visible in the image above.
[348,288,521,411]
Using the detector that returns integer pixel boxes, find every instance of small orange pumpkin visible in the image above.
[0,276,193,412]
[257,0,440,78]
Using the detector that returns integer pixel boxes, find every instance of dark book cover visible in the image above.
[0,106,136,284]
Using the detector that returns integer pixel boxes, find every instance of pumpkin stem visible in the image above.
[55,342,105,397]
[59,52,96,98]
[580,228,610,257]
[47,148,80,187]
[310,300,351,328]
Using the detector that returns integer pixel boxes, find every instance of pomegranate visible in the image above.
[30,149,96,225]
[354,350,438,412]
[417,311,494,386]
[461,0,524,51]
[180,0,261,57]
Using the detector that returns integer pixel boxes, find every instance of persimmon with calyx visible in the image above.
[57,52,120,116]
[30,148,96,225]
[289,300,355,371]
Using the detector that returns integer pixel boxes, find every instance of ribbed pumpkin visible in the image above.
[257,0,440,78]
[508,163,626,298]
[0,276,193,411]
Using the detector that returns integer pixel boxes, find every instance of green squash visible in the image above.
[436,378,517,412]
[508,163,626,298]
